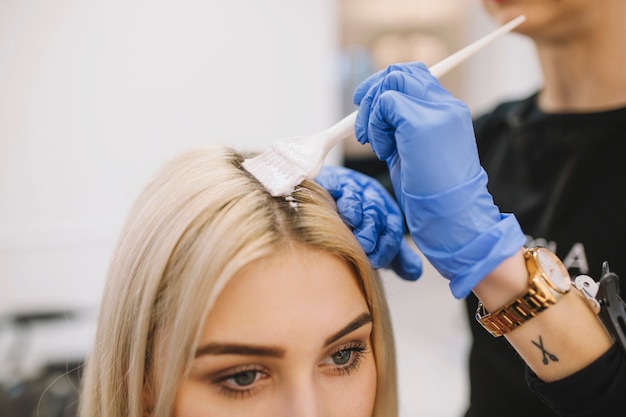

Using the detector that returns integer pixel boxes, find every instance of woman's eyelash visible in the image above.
[328,342,369,376]
[210,342,370,399]
[211,366,268,399]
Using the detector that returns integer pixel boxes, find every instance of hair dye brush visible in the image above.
[243,15,526,197]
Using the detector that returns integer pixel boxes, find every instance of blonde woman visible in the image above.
[79,63,625,415]
[79,147,400,417]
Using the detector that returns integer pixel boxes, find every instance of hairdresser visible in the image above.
[464,1,626,415]
[318,2,626,416]
[316,57,625,417]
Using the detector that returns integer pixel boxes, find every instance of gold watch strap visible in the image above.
[476,292,557,337]
[476,247,572,337]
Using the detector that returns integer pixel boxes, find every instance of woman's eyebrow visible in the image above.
[324,312,373,347]
[195,343,286,358]
[195,312,373,358]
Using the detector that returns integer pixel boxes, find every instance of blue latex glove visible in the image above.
[353,62,526,298]
[315,165,422,281]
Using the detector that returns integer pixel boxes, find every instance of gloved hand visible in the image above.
[315,165,422,281]
[353,62,526,298]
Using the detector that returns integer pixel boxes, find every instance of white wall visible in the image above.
[0,0,339,316]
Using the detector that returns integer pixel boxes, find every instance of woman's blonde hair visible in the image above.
[79,146,398,417]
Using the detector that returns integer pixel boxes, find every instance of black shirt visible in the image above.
[464,92,626,416]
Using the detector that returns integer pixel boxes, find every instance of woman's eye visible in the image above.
[331,349,352,365]
[228,370,260,387]
[323,342,369,375]
[213,368,268,399]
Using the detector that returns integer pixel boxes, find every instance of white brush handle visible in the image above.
[428,15,526,78]
[320,14,527,153]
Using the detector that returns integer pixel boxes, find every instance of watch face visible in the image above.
[536,248,572,293]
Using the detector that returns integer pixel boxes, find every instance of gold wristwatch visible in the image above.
[476,247,572,337]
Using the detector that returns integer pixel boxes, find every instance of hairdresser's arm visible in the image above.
[352,62,614,382]
[475,250,613,382]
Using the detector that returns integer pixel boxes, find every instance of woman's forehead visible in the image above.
[198,248,370,351]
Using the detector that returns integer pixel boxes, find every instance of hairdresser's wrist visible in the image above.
[472,248,613,382]
[472,248,529,312]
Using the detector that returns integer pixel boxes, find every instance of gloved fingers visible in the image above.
[380,65,450,101]
[354,62,431,147]
[354,68,388,146]
[356,66,439,157]
[370,86,471,147]
[357,182,405,267]
[353,198,387,254]
[367,69,470,136]
[335,187,364,229]
[367,91,423,161]
[360,185,422,280]
[354,86,377,146]
[353,67,386,106]
[389,240,423,281]
[353,62,430,105]
[315,164,412,276]
[366,92,402,161]
[367,69,455,131]
[315,166,364,228]
[373,91,480,195]
[364,204,406,268]
[366,227,401,269]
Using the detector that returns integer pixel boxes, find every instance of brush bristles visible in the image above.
[242,151,308,197]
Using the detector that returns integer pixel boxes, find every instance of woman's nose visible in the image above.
[278,377,327,417]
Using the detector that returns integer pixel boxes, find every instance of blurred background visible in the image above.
[0,0,541,416]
